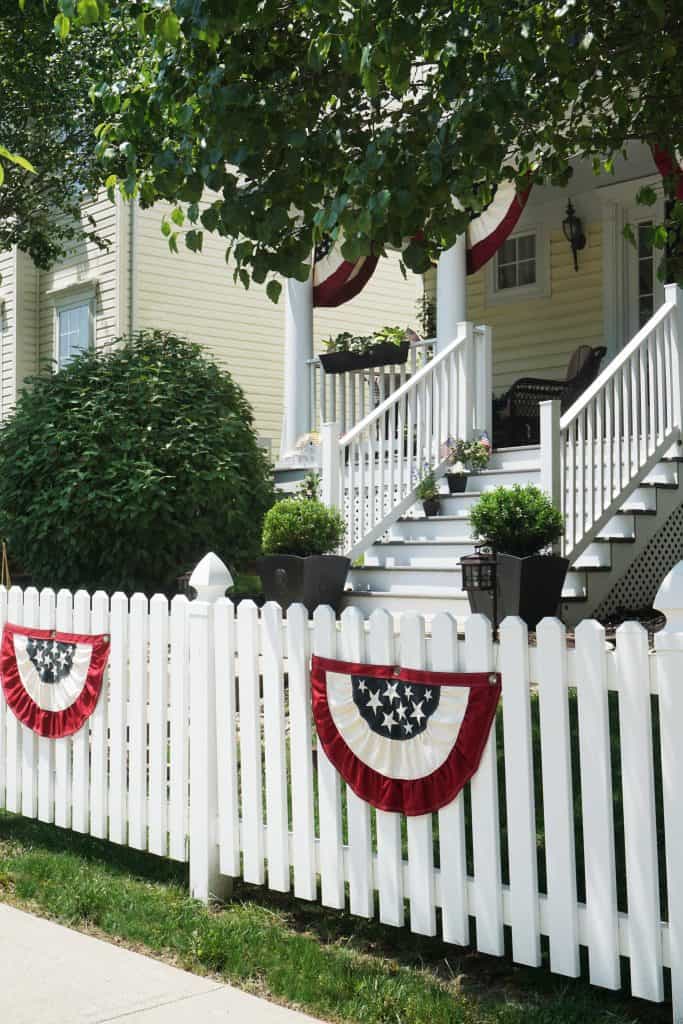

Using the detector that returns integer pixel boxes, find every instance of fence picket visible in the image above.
[128,593,148,850]
[5,587,22,814]
[108,593,128,845]
[370,608,404,928]
[312,604,345,910]
[215,598,239,877]
[340,607,373,919]
[37,588,56,823]
[401,612,436,937]
[90,591,110,839]
[499,617,540,967]
[21,588,39,820]
[432,612,468,946]
[466,614,503,956]
[54,589,73,829]
[262,602,290,893]
[616,622,664,1001]
[169,594,189,862]
[575,619,620,989]
[148,594,169,857]
[237,600,265,885]
[287,603,316,901]
[536,617,580,977]
[71,590,91,834]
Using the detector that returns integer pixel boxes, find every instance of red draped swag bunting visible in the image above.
[652,145,683,200]
[312,180,532,308]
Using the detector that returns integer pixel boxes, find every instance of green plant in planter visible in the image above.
[262,498,345,557]
[415,466,439,501]
[323,325,407,356]
[469,484,564,557]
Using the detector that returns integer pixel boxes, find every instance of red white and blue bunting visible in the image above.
[0,623,110,738]
[312,180,530,307]
[311,655,501,816]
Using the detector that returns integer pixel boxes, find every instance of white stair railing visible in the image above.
[322,323,492,560]
[542,283,683,562]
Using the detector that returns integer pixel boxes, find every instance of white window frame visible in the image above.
[485,224,550,305]
[50,282,96,369]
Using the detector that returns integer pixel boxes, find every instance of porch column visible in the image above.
[280,274,314,459]
[436,234,467,353]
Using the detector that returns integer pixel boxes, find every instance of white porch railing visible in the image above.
[307,337,435,435]
[541,284,683,562]
[322,323,493,560]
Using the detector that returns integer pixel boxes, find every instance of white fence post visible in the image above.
[540,399,562,553]
[654,562,683,1019]
[321,420,341,510]
[188,552,234,904]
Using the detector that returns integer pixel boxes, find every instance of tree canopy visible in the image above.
[0,3,136,267]
[12,1,683,283]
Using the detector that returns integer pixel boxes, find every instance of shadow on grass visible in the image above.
[0,812,670,1024]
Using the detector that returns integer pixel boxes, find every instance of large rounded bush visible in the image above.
[0,330,274,594]
[469,484,564,557]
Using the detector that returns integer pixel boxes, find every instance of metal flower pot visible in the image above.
[256,554,350,614]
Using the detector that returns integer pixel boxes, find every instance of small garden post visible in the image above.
[189,552,234,904]
[321,421,341,511]
[539,399,562,552]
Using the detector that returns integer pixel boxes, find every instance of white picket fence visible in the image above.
[1,575,683,1021]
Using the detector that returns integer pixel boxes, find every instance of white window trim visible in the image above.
[485,224,550,306]
[52,285,96,368]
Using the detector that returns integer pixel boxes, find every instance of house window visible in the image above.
[637,221,655,327]
[496,233,537,291]
[57,301,92,368]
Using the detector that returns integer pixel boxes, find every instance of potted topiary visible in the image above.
[256,491,348,614]
[444,438,490,493]
[464,484,567,629]
[319,325,410,374]
[415,465,441,517]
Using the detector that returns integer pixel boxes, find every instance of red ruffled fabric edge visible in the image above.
[467,185,532,275]
[311,655,501,816]
[0,623,110,739]
[652,145,683,200]
[313,253,380,308]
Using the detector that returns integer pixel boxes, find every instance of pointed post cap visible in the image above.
[654,559,683,634]
[189,552,233,603]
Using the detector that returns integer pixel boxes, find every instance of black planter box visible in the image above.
[256,554,350,614]
[446,473,467,493]
[422,497,441,517]
[464,552,569,630]
[319,340,410,374]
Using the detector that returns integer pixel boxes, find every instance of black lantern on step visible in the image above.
[460,546,498,631]
[562,200,586,272]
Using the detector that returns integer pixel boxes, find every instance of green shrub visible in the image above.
[415,465,439,501]
[262,498,345,557]
[0,330,274,594]
[469,484,564,557]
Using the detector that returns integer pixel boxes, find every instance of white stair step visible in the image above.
[642,461,678,487]
[619,487,657,514]
[598,513,636,542]
[572,541,612,571]
[364,539,475,568]
[562,571,588,601]
[348,565,465,597]
[342,590,471,620]
[486,445,540,471]
[390,514,473,541]
[461,466,540,490]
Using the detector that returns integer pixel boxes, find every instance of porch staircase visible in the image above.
[343,441,683,627]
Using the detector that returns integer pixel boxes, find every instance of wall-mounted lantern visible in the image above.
[562,200,586,272]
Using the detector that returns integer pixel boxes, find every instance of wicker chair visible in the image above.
[493,344,607,446]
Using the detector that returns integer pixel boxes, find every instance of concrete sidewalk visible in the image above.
[0,903,323,1023]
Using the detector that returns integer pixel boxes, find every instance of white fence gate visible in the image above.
[1,569,682,1021]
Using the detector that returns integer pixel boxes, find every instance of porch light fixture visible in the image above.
[562,200,586,272]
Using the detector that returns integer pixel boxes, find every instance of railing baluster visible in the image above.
[577,410,585,539]
[605,377,613,504]
[595,391,603,526]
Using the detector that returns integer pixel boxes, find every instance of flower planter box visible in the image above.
[256,554,350,614]
[464,552,569,630]
[319,340,410,374]
[446,473,467,493]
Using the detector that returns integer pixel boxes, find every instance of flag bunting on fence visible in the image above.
[311,655,501,816]
[0,623,110,739]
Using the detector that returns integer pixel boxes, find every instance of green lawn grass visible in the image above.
[0,811,669,1024]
